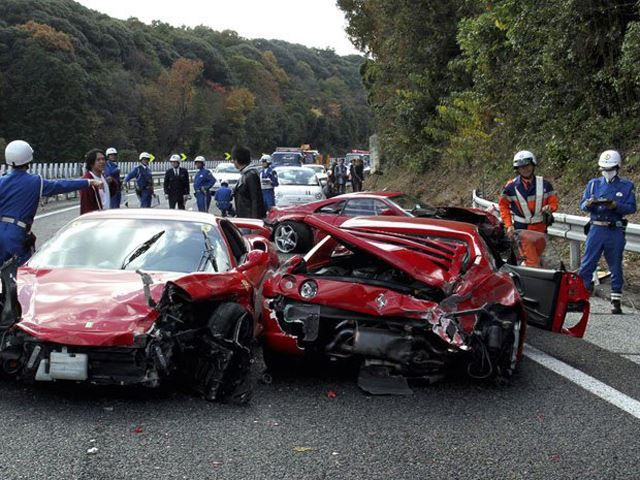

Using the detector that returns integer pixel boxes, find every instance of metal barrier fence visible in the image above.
[472,190,640,269]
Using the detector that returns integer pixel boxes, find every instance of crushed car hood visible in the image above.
[304,216,468,290]
[15,268,182,347]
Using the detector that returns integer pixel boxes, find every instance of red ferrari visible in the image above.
[0,210,277,403]
[265,191,505,254]
[261,216,590,394]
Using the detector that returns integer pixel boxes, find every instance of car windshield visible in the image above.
[271,153,301,165]
[388,194,432,212]
[276,168,319,186]
[215,164,238,173]
[28,218,232,273]
[307,165,325,173]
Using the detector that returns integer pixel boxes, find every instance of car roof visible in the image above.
[77,209,220,224]
[327,191,403,200]
[274,166,316,172]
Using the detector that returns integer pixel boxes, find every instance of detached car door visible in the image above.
[502,264,590,337]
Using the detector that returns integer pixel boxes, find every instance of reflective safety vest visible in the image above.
[512,176,544,224]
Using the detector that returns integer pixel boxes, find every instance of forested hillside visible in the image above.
[338,0,640,187]
[0,0,372,161]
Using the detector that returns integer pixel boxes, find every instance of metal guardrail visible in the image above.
[472,190,640,269]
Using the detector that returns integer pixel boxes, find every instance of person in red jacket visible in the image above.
[80,149,110,214]
[498,150,558,266]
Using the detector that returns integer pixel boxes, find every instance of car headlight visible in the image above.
[299,280,318,299]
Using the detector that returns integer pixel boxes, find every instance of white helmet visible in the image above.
[194,155,206,163]
[260,154,272,163]
[105,147,118,156]
[513,150,537,168]
[169,154,181,163]
[139,152,151,161]
[5,140,34,166]
[598,150,621,169]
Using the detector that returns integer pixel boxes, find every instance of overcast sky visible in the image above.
[74,0,361,56]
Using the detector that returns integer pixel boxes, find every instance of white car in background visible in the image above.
[212,162,240,191]
[305,164,328,184]
[274,166,325,207]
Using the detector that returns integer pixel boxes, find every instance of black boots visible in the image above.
[611,299,622,315]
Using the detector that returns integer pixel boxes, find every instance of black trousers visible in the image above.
[168,195,185,210]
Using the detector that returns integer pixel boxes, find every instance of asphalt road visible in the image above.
[1,197,639,479]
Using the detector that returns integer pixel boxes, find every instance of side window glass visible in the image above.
[343,199,375,216]
[373,200,389,215]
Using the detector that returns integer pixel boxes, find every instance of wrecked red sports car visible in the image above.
[265,191,506,254]
[261,216,589,394]
[0,210,277,403]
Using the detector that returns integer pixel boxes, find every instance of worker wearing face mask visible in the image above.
[579,150,636,314]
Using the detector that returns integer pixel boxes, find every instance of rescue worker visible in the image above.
[124,152,154,208]
[0,140,102,265]
[80,148,110,214]
[164,154,190,210]
[578,150,636,314]
[498,150,558,267]
[214,181,235,217]
[260,154,278,210]
[104,147,122,208]
[333,158,348,195]
[232,145,265,219]
[193,155,216,212]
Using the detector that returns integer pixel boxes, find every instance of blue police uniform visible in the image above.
[194,168,216,212]
[104,160,121,208]
[260,166,278,210]
[0,170,89,265]
[124,163,154,208]
[214,186,234,217]
[578,175,636,297]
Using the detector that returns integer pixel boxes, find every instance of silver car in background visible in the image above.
[274,166,325,206]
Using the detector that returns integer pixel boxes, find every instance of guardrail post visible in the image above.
[569,240,581,270]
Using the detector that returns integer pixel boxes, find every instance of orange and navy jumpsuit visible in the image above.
[499,175,558,266]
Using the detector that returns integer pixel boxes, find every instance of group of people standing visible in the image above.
[499,149,636,314]
[325,157,365,197]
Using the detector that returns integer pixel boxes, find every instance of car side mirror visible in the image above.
[237,249,268,272]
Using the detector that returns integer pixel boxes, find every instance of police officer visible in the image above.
[193,155,216,212]
[498,150,558,267]
[104,147,122,208]
[214,181,235,217]
[260,154,278,210]
[579,150,636,314]
[333,158,348,195]
[0,140,102,265]
[163,154,190,210]
[124,152,154,207]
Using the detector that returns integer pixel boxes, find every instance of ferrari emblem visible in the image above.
[375,293,387,310]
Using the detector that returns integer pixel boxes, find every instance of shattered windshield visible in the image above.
[29,218,232,273]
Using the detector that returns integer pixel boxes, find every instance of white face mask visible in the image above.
[601,170,617,182]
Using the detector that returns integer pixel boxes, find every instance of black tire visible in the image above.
[203,303,254,404]
[273,221,313,254]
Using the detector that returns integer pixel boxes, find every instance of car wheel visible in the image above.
[273,221,312,253]
[201,303,254,404]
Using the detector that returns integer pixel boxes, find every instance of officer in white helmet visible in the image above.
[259,154,278,210]
[579,150,636,314]
[104,147,122,208]
[0,140,102,265]
[498,150,558,266]
[163,154,190,209]
[193,155,216,212]
[124,152,154,207]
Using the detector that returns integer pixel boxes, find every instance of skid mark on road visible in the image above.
[525,344,640,420]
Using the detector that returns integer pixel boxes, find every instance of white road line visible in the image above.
[525,344,640,420]
[34,188,165,220]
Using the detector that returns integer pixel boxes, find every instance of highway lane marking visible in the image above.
[34,188,165,220]
[525,344,640,420]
